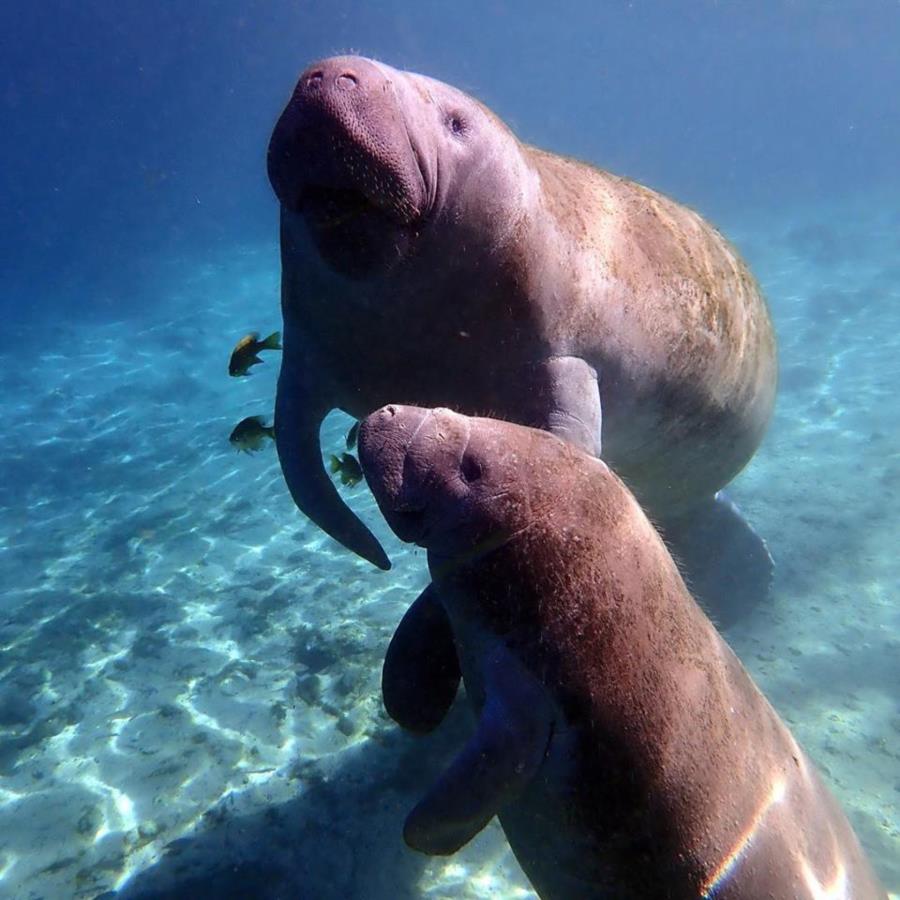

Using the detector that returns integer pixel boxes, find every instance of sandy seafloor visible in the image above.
[0,191,898,900]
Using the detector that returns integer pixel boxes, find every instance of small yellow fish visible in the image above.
[229,331,282,377]
[230,416,275,453]
[329,452,363,487]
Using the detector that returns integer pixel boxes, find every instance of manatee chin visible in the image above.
[287,201,417,279]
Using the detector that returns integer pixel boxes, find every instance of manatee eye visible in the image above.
[460,455,482,483]
[446,113,467,137]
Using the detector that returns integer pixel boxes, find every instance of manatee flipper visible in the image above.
[521,356,602,456]
[383,583,461,733]
[660,492,773,628]
[404,642,552,855]
[274,342,390,570]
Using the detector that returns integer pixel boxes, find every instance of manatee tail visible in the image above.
[274,358,390,570]
[660,492,773,629]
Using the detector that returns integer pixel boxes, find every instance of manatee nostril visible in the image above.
[336,72,359,89]
[306,71,324,87]
[384,405,397,418]
[460,455,483,483]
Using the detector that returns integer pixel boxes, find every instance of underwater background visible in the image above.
[1,1,898,897]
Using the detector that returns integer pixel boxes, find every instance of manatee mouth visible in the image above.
[300,185,381,231]
[284,149,424,278]
[295,184,416,278]
[291,100,427,227]
[385,506,431,545]
[297,178,419,234]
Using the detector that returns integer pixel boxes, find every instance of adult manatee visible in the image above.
[267,55,777,616]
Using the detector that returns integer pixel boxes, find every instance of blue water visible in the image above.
[1,3,898,897]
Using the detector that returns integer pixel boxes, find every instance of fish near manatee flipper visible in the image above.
[357,404,887,900]
[267,55,777,618]
[229,331,282,377]
[328,452,363,487]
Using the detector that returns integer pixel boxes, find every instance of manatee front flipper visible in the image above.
[274,347,390,570]
[383,583,461,733]
[404,642,552,855]
[520,356,602,455]
[660,492,774,628]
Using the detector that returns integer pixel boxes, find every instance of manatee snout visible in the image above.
[359,405,472,545]
[358,404,429,514]
[267,55,426,226]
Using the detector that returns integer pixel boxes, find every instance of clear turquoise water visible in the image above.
[1,4,898,898]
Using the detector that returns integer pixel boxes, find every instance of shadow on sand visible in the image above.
[105,704,502,900]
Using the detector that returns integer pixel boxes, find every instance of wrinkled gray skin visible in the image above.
[358,404,887,900]
[268,55,777,613]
